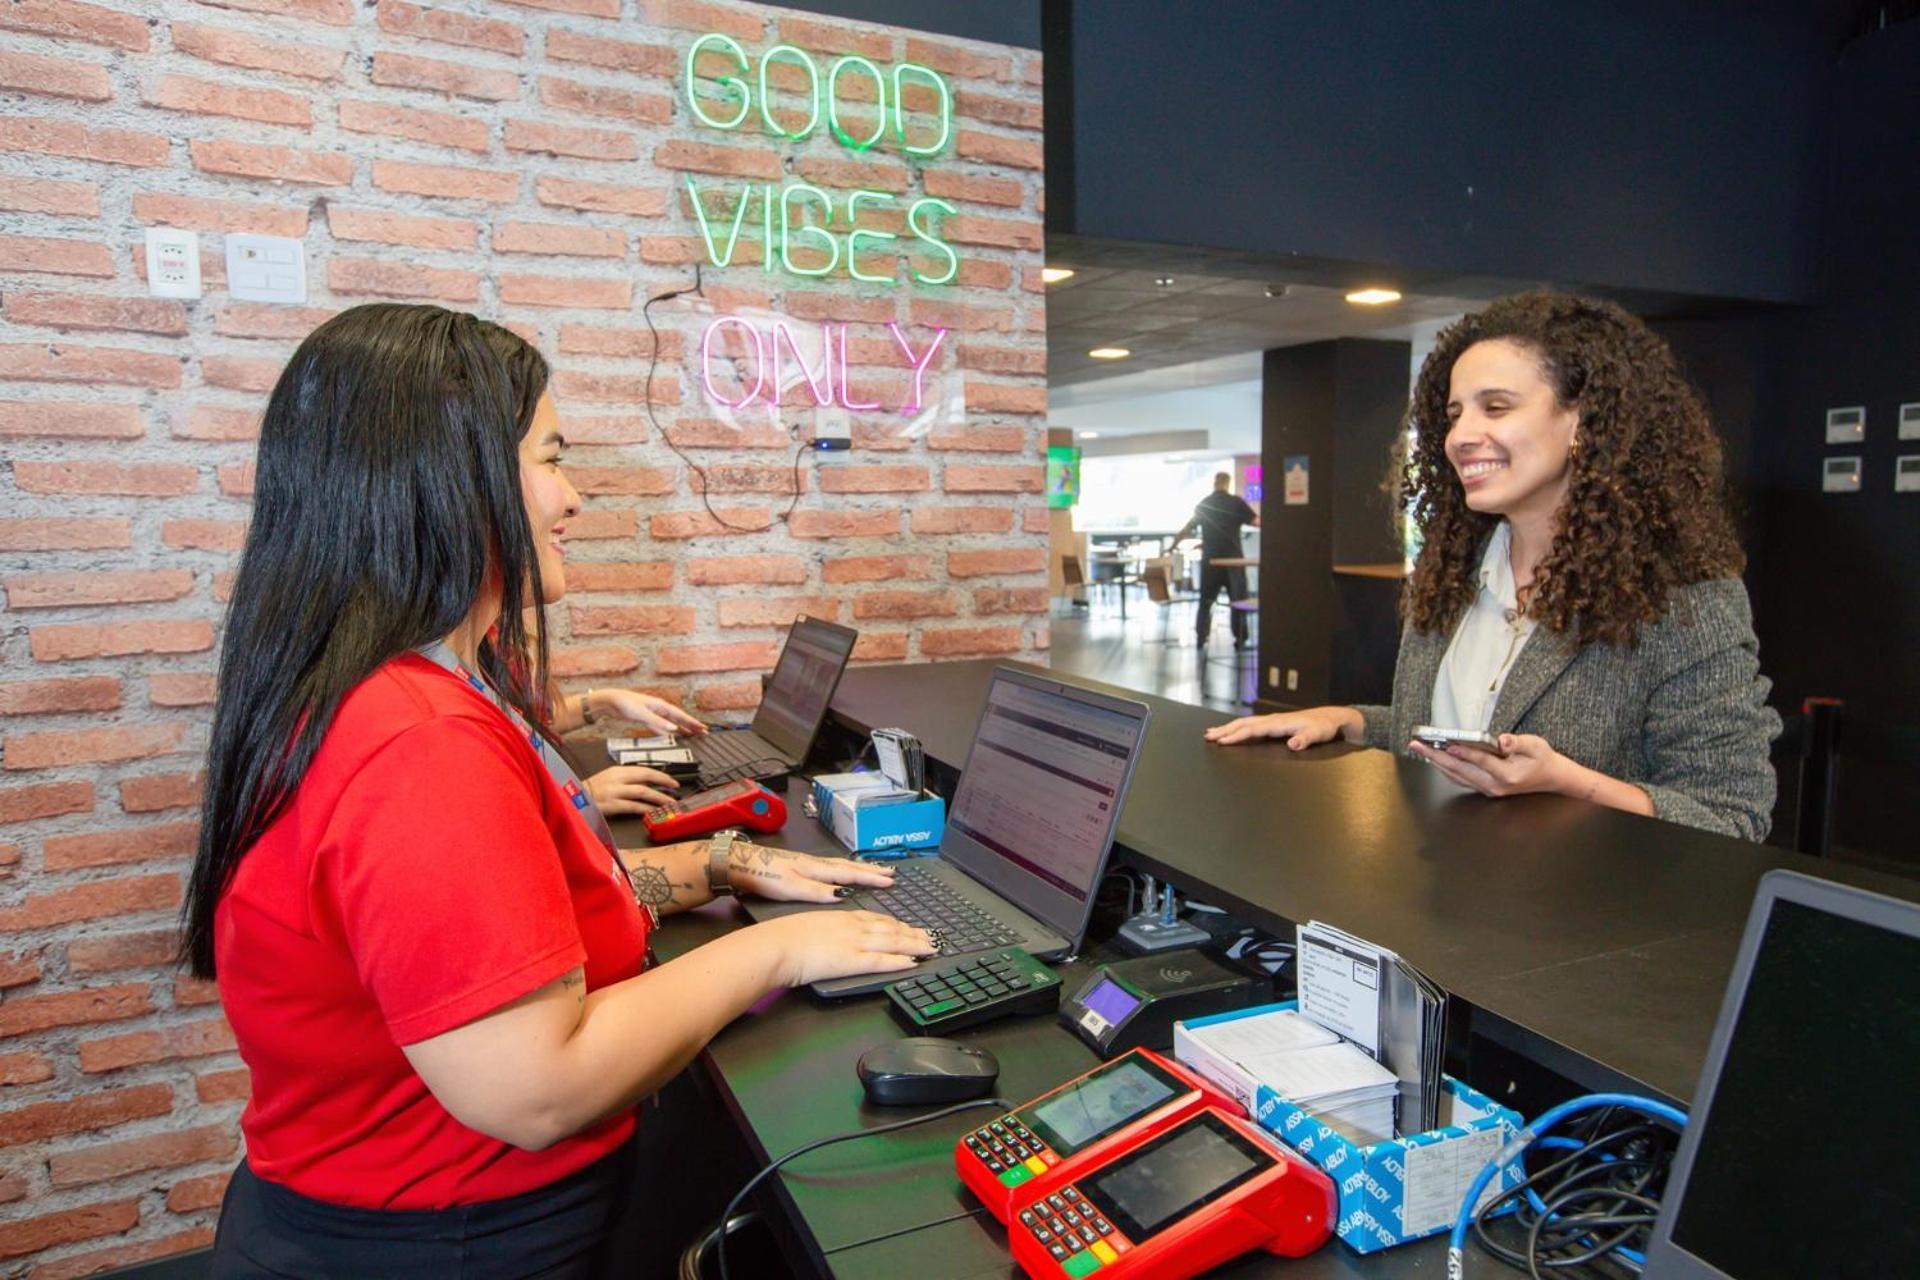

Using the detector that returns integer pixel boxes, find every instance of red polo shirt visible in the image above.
[216,653,650,1209]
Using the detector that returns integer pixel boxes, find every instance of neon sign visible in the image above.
[700,316,948,415]
[684,35,951,155]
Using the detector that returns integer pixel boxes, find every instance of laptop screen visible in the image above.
[941,669,1150,944]
[1656,885,1920,1278]
[749,617,857,760]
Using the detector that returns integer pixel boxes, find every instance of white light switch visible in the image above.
[1900,402,1920,441]
[1825,406,1865,444]
[1896,456,1920,493]
[144,227,201,299]
[225,234,307,304]
[1822,456,1862,493]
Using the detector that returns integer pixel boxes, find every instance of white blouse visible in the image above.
[1429,521,1537,732]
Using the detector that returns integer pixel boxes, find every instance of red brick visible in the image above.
[370,50,517,100]
[4,569,193,610]
[638,234,763,266]
[142,72,311,127]
[944,463,1043,493]
[946,548,1047,578]
[545,28,673,77]
[5,723,188,772]
[560,509,638,540]
[213,575,235,604]
[66,930,177,976]
[173,22,345,80]
[0,875,178,933]
[783,292,894,325]
[817,465,929,494]
[927,425,1027,453]
[0,676,119,716]
[909,298,1015,333]
[775,13,892,58]
[973,586,1051,615]
[337,99,490,152]
[0,950,41,987]
[133,193,308,241]
[946,213,1044,252]
[0,1196,140,1260]
[0,0,150,50]
[920,625,1024,657]
[821,554,930,584]
[496,0,617,14]
[0,117,167,167]
[566,466,675,496]
[505,118,638,160]
[217,462,255,496]
[957,89,1042,131]
[372,158,518,203]
[905,36,1014,83]
[955,259,1016,290]
[957,344,1046,375]
[640,0,762,38]
[965,384,1048,417]
[161,519,248,552]
[77,1019,235,1075]
[327,205,477,251]
[535,175,669,216]
[796,154,911,194]
[955,130,1043,171]
[214,304,335,340]
[496,221,626,258]
[0,844,19,880]
[654,641,780,675]
[0,175,99,217]
[148,673,217,706]
[201,355,283,393]
[553,369,679,404]
[117,771,203,815]
[195,1067,250,1104]
[1023,507,1051,534]
[681,555,806,587]
[853,590,958,620]
[166,1171,232,1214]
[174,406,260,441]
[185,0,352,24]
[561,562,673,593]
[714,596,841,628]
[43,821,198,871]
[0,1051,54,1085]
[174,976,222,1007]
[0,780,92,827]
[569,605,695,635]
[548,644,639,677]
[49,1124,237,1188]
[922,169,1024,208]
[0,341,180,388]
[0,233,112,277]
[2,292,184,337]
[34,1227,218,1280]
[689,463,801,496]
[29,622,211,663]
[662,419,785,450]
[0,401,142,439]
[498,273,632,309]
[327,257,480,303]
[853,632,910,662]
[0,49,110,101]
[692,678,761,710]
[653,139,782,181]
[0,518,130,552]
[0,985,152,1041]
[13,460,196,496]
[378,0,523,54]
[189,138,352,186]
[649,508,772,539]
[786,510,901,539]
[538,75,672,124]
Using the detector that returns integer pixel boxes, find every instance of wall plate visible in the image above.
[1896,455,1920,493]
[1824,405,1865,444]
[1900,402,1920,441]
[225,234,307,304]
[144,227,201,300]
[1822,456,1862,493]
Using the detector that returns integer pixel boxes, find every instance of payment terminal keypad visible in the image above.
[886,947,1061,1034]
[1017,1186,1130,1274]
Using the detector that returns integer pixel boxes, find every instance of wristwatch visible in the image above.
[707,830,741,897]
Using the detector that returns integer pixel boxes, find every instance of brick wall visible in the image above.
[0,0,1046,1269]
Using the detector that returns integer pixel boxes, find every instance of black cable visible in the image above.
[715,1096,1011,1280]
[821,1205,994,1255]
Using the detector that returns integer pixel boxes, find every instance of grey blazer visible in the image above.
[1352,578,1782,841]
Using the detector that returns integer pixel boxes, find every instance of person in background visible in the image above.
[183,304,933,1277]
[1177,471,1261,648]
[1205,294,1781,840]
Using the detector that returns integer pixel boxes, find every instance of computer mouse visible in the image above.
[856,1037,1000,1106]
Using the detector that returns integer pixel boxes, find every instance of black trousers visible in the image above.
[211,1136,638,1280]
[1195,565,1250,642]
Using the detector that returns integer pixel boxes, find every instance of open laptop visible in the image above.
[745,666,1151,997]
[679,616,856,788]
[1641,869,1920,1279]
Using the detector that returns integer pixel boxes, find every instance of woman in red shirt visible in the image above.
[182,304,932,1277]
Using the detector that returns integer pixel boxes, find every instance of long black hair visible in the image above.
[182,304,553,979]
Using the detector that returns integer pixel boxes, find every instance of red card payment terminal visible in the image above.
[640,779,786,842]
[955,1049,1238,1225]
[1005,1106,1334,1278]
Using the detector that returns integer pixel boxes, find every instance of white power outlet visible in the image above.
[144,227,201,299]
[1268,666,1280,687]
[1287,669,1299,691]
[225,234,307,304]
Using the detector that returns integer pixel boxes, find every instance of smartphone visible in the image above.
[1412,725,1508,756]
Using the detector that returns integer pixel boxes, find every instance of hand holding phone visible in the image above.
[1412,725,1508,757]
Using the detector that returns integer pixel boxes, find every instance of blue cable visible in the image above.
[1446,1092,1687,1279]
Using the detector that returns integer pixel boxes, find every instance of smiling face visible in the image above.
[517,392,579,605]
[1443,338,1582,525]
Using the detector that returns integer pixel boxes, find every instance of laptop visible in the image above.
[678,616,857,788]
[1641,869,1920,1279]
[745,666,1151,997]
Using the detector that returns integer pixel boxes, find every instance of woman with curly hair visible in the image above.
[1206,293,1781,840]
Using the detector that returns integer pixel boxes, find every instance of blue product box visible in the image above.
[1175,1001,1524,1254]
[811,773,944,855]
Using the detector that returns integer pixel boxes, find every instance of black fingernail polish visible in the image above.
[834,887,854,899]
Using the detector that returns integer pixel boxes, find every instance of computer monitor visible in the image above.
[748,616,856,759]
[1643,870,1920,1279]
[940,668,1151,947]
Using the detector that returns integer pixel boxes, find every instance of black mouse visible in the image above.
[857,1037,1000,1106]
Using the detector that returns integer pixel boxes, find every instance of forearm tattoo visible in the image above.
[728,841,785,872]
[626,859,699,909]
[562,970,585,1011]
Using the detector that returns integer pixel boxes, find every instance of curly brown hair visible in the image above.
[1399,293,1744,648]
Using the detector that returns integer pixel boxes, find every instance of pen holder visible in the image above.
[810,773,944,855]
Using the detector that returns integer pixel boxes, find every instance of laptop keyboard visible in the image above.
[689,730,776,773]
[860,863,1021,956]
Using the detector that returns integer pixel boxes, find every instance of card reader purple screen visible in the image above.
[1084,978,1141,1025]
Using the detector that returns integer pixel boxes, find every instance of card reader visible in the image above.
[1059,950,1258,1058]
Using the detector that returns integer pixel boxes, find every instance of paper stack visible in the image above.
[1179,1010,1401,1145]
[1296,921,1449,1135]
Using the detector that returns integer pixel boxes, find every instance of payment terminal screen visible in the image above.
[1081,978,1141,1026]
[1081,1114,1269,1242]
[1022,1059,1177,1156]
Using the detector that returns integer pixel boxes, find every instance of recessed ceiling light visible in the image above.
[1154,276,1175,287]
[1041,267,1075,283]
[1346,288,1402,306]
[1088,347,1131,360]
[1078,430,1100,439]
[1264,284,1289,299]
